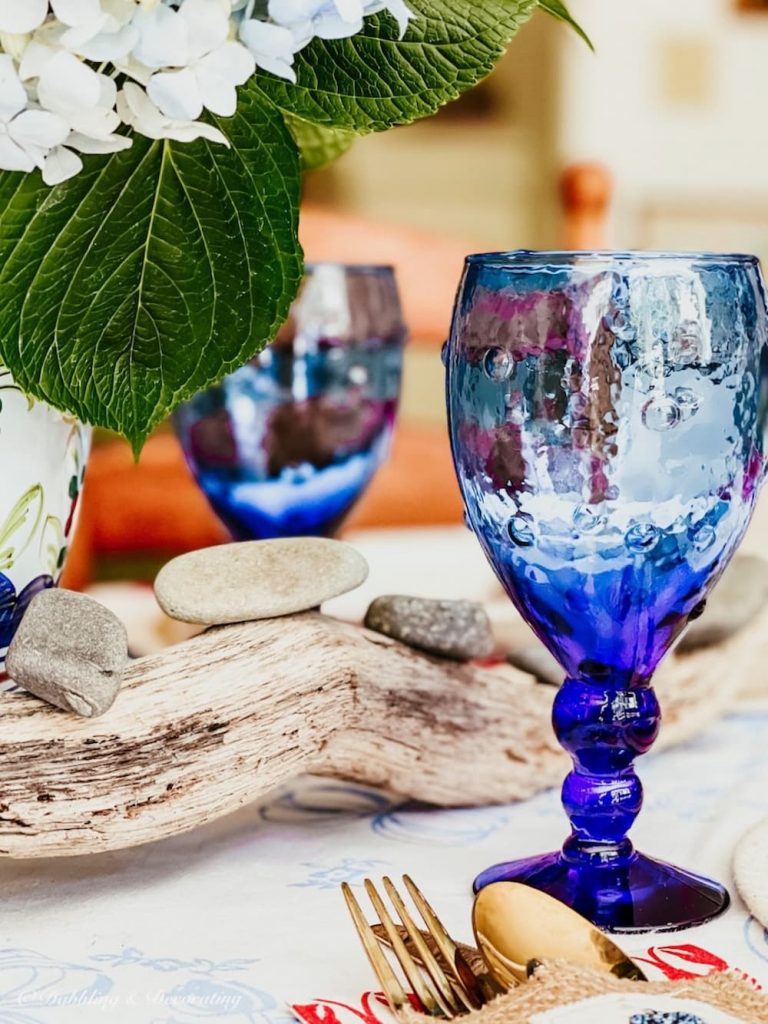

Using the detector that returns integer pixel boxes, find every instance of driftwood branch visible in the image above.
[0,607,763,858]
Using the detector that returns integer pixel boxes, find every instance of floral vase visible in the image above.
[0,369,89,666]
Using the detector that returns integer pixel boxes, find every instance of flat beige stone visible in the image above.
[154,538,369,625]
[734,817,768,927]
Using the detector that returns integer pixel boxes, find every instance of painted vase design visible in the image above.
[0,368,89,665]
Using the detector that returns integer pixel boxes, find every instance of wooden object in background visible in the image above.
[0,601,762,859]
[560,162,613,250]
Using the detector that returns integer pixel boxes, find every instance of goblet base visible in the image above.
[473,849,729,933]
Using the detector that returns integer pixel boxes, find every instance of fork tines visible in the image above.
[342,876,481,1018]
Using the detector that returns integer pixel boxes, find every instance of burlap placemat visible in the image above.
[402,961,768,1023]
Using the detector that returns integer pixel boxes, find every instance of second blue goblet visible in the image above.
[174,264,405,540]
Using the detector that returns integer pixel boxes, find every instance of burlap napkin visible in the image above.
[402,961,768,1024]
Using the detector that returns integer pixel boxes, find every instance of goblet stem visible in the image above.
[555,677,659,865]
[474,673,730,931]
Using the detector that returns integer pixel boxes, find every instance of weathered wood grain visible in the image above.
[0,607,763,858]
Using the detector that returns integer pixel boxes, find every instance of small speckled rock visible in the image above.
[154,538,369,625]
[678,554,768,652]
[734,817,768,929]
[364,595,494,661]
[507,642,563,687]
[6,589,128,717]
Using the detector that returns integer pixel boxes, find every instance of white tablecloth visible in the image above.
[1,702,768,1022]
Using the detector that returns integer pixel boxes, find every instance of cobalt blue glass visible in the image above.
[446,251,768,932]
[174,264,405,540]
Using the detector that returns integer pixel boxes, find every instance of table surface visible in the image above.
[0,702,766,1022]
[7,518,768,1022]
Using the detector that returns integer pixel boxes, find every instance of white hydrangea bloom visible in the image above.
[250,0,412,78]
[267,1,364,46]
[135,0,255,120]
[58,1,139,64]
[238,18,298,82]
[36,50,105,118]
[41,145,81,184]
[267,0,410,47]
[149,41,255,119]
[0,54,69,173]
[0,0,48,35]
[117,80,230,144]
[0,0,414,184]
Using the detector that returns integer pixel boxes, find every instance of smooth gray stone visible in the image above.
[154,538,369,625]
[678,554,768,652]
[507,643,563,686]
[364,595,494,661]
[7,589,128,717]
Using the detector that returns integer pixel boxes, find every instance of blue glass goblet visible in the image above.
[447,251,768,932]
[174,264,405,539]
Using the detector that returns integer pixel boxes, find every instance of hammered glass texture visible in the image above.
[174,265,405,540]
[447,251,768,931]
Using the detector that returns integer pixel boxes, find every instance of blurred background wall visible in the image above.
[559,0,768,255]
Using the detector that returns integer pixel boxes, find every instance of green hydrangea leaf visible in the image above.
[284,113,357,169]
[0,89,303,455]
[538,0,594,50]
[254,0,539,134]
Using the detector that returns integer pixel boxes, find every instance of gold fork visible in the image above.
[342,875,487,1017]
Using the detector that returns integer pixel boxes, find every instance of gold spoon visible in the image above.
[472,882,648,989]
